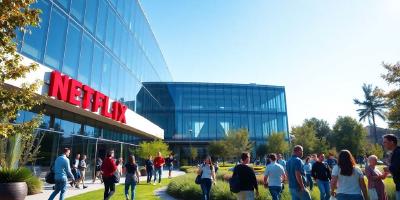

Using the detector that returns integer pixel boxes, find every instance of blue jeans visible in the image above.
[147,168,153,183]
[124,180,137,200]
[48,179,67,200]
[269,186,283,200]
[305,174,313,190]
[396,190,400,200]
[336,193,363,200]
[317,180,330,200]
[289,188,311,200]
[200,178,212,200]
[154,167,162,183]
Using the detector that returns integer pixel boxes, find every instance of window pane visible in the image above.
[109,59,119,99]
[70,0,85,22]
[91,43,103,91]
[44,7,67,70]
[84,0,98,33]
[95,0,107,42]
[77,33,93,85]
[101,53,112,96]
[105,8,115,49]
[62,21,81,78]
[55,0,70,11]
[21,0,50,61]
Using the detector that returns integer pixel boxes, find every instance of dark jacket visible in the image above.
[232,164,258,191]
[311,161,331,181]
[145,159,154,170]
[389,146,400,191]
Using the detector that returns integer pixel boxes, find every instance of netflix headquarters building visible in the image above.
[10,0,288,178]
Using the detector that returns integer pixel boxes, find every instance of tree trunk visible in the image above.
[372,114,378,144]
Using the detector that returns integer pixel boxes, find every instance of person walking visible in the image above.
[93,157,103,183]
[326,153,337,170]
[48,148,75,200]
[116,157,123,178]
[311,153,331,200]
[303,157,313,191]
[124,155,140,200]
[365,155,388,200]
[145,155,154,184]
[101,150,118,200]
[277,154,286,170]
[198,156,216,200]
[330,150,368,200]
[264,153,286,200]
[165,154,175,179]
[232,152,259,200]
[78,155,88,189]
[70,154,80,188]
[286,145,311,200]
[383,134,400,200]
[153,152,165,184]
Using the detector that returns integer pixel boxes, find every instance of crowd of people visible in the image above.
[47,150,176,200]
[195,133,400,200]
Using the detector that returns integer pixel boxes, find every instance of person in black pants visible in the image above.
[145,155,154,184]
[232,152,259,200]
[383,134,400,200]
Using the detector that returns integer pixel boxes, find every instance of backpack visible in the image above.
[45,165,55,184]
[229,165,241,193]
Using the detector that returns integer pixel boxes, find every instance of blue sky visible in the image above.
[140,0,400,129]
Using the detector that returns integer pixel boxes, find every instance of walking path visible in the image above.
[26,170,185,200]
[154,186,177,200]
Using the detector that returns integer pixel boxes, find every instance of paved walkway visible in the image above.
[26,170,185,200]
[154,186,177,200]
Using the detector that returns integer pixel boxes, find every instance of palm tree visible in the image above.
[354,83,387,144]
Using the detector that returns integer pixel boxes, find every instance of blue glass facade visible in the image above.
[137,83,289,142]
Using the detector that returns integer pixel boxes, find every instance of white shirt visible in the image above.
[332,165,364,195]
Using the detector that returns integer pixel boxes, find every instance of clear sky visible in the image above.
[139,0,400,129]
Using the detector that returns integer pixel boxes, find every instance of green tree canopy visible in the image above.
[136,140,170,160]
[256,144,268,159]
[330,116,367,156]
[225,129,253,159]
[304,118,331,141]
[208,140,229,163]
[291,124,319,156]
[381,62,400,129]
[265,132,289,155]
[354,83,387,143]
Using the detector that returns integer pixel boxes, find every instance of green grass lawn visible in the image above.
[66,179,171,200]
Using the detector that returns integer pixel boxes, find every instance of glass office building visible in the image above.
[13,0,172,178]
[137,82,289,160]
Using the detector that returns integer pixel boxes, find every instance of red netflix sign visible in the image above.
[48,71,127,124]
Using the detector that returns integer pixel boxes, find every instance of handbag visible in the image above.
[195,166,203,184]
[368,188,379,200]
[45,165,55,184]
[112,171,120,183]
[229,166,241,193]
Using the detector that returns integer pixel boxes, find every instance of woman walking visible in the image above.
[101,150,118,200]
[145,155,154,184]
[365,155,388,200]
[303,156,313,191]
[197,156,216,200]
[124,155,140,200]
[330,150,368,200]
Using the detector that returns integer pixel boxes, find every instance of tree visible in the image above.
[330,116,367,156]
[137,140,170,160]
[381,62,400,129]
[225,129,253,159]
[208,140,229,165]
[190,147,198,164]
[363,143,384,159]
[304,118,331,141]
[265,132,289,154]
[0,0,42,169]
[256,144,268,159]
[354,83,387,143]
[291,124,319,156]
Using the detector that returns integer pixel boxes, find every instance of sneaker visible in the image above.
[70,182,74,187]
[75,186,80,189]
[83,186,88,189]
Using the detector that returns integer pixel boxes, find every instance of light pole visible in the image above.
[189,129,193,165]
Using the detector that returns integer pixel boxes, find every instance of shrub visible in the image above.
[180,166,198,173]
[26,175,43,195]
[0,167,32,183]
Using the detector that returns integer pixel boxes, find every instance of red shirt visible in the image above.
[101,157,117,177]
[154,156,165,168]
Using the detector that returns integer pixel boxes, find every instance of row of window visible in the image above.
[145,112,288,140]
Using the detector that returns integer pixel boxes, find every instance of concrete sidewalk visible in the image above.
[154,186,177,200]
[26,170,185,200]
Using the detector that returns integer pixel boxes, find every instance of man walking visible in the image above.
[232,152,259,200]
[286,145,311,200]
[311,153,331,200]
[48,148,75,200]
[383,134,400,200]
[153,152,165,184]
[264,153,286,200]
[277,154,286,170]
[165,154,175,179]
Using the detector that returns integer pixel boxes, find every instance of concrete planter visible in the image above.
[0,182,28,200]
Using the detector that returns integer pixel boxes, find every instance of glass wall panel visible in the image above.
[62,21,81,78]
[83,0,98,33]
[101,53,112,96]
[77,33,93,85]
[21,0,50,61]
[55,0,70,11]
[91,43,103,91]
[95,0,108,42]
[70,0,85,22]
[44,7,67,70]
